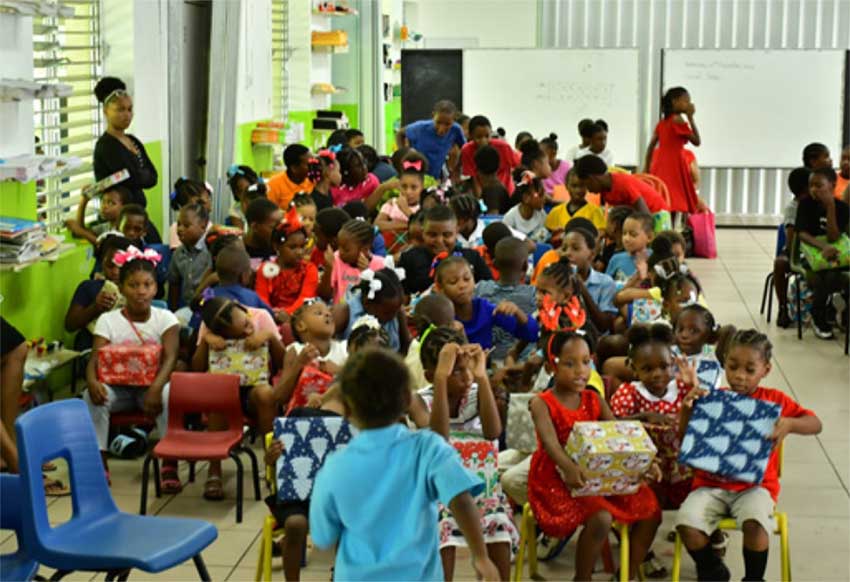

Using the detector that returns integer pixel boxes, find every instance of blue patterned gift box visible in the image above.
[678,390,781,484]
[273,417,358,501]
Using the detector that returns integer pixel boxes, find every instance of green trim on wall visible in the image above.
[145,140,165,234]
[384,97,401,155]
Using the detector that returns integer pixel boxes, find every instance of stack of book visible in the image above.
[0,217,47,265]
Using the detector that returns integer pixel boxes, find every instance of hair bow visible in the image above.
[382,255,406,282]
[113,245,162,267]
[681,290,699,308]
[428,250,462,279]
[273,205,304,242]
[653,258,688,281]
[360,269,383,300]
[351,314,381,332]
[402,159,423,171]
[328,143,343,154]
[517,170,537,187]
[226,164,244,179]
[318,149,337,161]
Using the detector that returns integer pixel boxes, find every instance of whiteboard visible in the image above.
[462,49,641,166]
[662,50,846,168]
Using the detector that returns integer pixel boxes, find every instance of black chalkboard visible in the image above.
[401,49,463,126]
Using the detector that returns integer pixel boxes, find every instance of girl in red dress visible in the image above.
[255,205,319,323]
[528,331,661,581]
[644,87,702,217]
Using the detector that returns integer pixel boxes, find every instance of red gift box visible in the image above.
[285,365,333,414]
[97,344,163,386]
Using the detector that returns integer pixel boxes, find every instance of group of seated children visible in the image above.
[62,121,827,582]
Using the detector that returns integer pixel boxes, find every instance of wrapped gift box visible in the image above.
[449,432,500,498]
[506,393,537,454]
[97,344,162,386]
[678,390,781,484]
[274,416,357,501]
[285,366,334,415]
[645,423,692,485]
[208,340,270,386]
[566,421,657,497]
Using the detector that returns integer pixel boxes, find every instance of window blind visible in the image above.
[271,0,289,121]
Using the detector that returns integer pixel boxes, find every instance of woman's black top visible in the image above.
[93,132,158,208]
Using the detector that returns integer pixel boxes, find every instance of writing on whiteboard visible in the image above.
[681,60,757,81]
[534,82,616,106]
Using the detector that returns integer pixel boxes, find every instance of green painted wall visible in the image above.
[145,140,165,234]
[384,97,401,155]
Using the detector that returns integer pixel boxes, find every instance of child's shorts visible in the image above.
[675,486,776,535]
[264,495,309,525]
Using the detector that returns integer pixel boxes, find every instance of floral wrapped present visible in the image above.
[208,339,270,386]
[274,416,357,501]
[678,389,781,484]
[97,344,162,386]
[565,421,657,496]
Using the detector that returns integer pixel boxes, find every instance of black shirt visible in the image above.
[398,245,493,295]
[795,197,850,237]
[311,189,334,212]
[94,133,158,208]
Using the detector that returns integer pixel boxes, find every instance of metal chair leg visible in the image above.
[231,451,245,523]
[760,272,772,315]
[193,554,212,582]
[766,274,775,322]
[140,453,153,515]
[153,457,162,498]
[241,446,261,500]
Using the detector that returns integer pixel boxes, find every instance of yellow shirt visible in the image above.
[545,201,606,232]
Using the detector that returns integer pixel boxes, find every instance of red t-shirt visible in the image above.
[691,387,815,502]
[460,138,518,195]
[605,173,668,212]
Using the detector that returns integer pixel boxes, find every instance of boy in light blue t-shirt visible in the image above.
[309,349,499,582]
[606,211,654,284]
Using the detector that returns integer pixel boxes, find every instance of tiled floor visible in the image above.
[2,229,848,581]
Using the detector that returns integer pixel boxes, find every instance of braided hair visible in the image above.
[419,325,466,371]
[170,177,210,212]
[306,151,337,183]
[543,329,595,365]
[627,323,674,360]
[448,193,480,221]
[339,218,375,247]
[541,258,575,293]
[721,327,773,364]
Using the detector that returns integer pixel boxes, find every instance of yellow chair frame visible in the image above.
[254,432,284,582]
[513,502,632,582]
[670,444,791,582]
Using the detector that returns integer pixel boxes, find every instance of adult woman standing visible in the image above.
[93,77,161,242]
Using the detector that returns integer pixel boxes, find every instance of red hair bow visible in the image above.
[402,159,423,171]
[275,204,304,240]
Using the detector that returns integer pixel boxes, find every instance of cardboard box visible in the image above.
[678,390,781,484]
[208,340,270,386]
[566,421,657,496]
[97,344,162,386]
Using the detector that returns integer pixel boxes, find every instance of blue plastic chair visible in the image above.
[14,399,218,581]
[1,474,40,581]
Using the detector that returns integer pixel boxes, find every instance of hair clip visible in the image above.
[169,190,177,200]
[226,164,244,179]
[113,245,162,267]
[328,143,343,154]
[354,216,366,222]
[201,287,216,303]
[517,170,536,186]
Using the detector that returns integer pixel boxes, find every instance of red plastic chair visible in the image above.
[139,372,260,523]
[634,173,672,209]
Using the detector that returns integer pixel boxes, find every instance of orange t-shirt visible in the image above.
[835,173,849,200]
[266,171,313,209]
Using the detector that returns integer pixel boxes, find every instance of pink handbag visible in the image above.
[687,211,717,259]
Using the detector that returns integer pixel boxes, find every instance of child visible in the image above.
[503,170,548,241]
[226,164,266,229]
[655,229,688,263]
[65,235,131,349]
[415,327,518,582]
[267,144,313,209]
[168,178,213,249]
[451,193,524,249]
[575,156,668,213]
[560,220,618,334]
[205,246,274,318]
[359,143,397,182]
[167,203,212,317]
[310,348,499,581]
[837,145,850,199]
[398,205,494,295]
[334,266,409,352]
[275,299,347,411]
[118,204,150,246]
[435,256,538,350]
[476,222,512,280]
[319,218,385,304]
[375,157,426,232]
[518,138,553,184]
[794,167,850,338]
[672,304,725,391]
[575,120,614,166]
[243,197,284,269]
[460,115,518,194]
[311,207,350,271]
[474,237,537,360]
[535,259,592,334]
[403,99,467,181]
[644,87,702,216]
[369,150,433,211]
[331,147,380,207]
[193,297,284,500]
[481,182,510,217]
[342,201,387,257]
[545,168,607,236]
[345,128,365,148]
[540,132,571,196]
[83,246,180,489]
[255,206,318,321]
[305,150,341,211]
[66,184,131,245]
[406,293,459,391]
[677,329,822,582]
[564,118,593,162]
[610,323,695,509]
[527,330,661,581]
[595,206,634,274]
[606,211,654,283]
[291,193,317,243]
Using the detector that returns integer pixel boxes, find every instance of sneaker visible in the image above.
[813,318,835,339]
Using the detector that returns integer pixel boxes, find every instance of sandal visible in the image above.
[43,475,70,497]
[203,476,225,501]
[160,466,183,494]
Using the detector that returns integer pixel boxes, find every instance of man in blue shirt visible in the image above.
[309,349,498,581]
[404,100,466,180]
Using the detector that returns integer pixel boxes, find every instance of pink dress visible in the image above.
[650,116,699,213]
[542,159,571,194]
[330,173,380,207]
[330,252,385,304]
